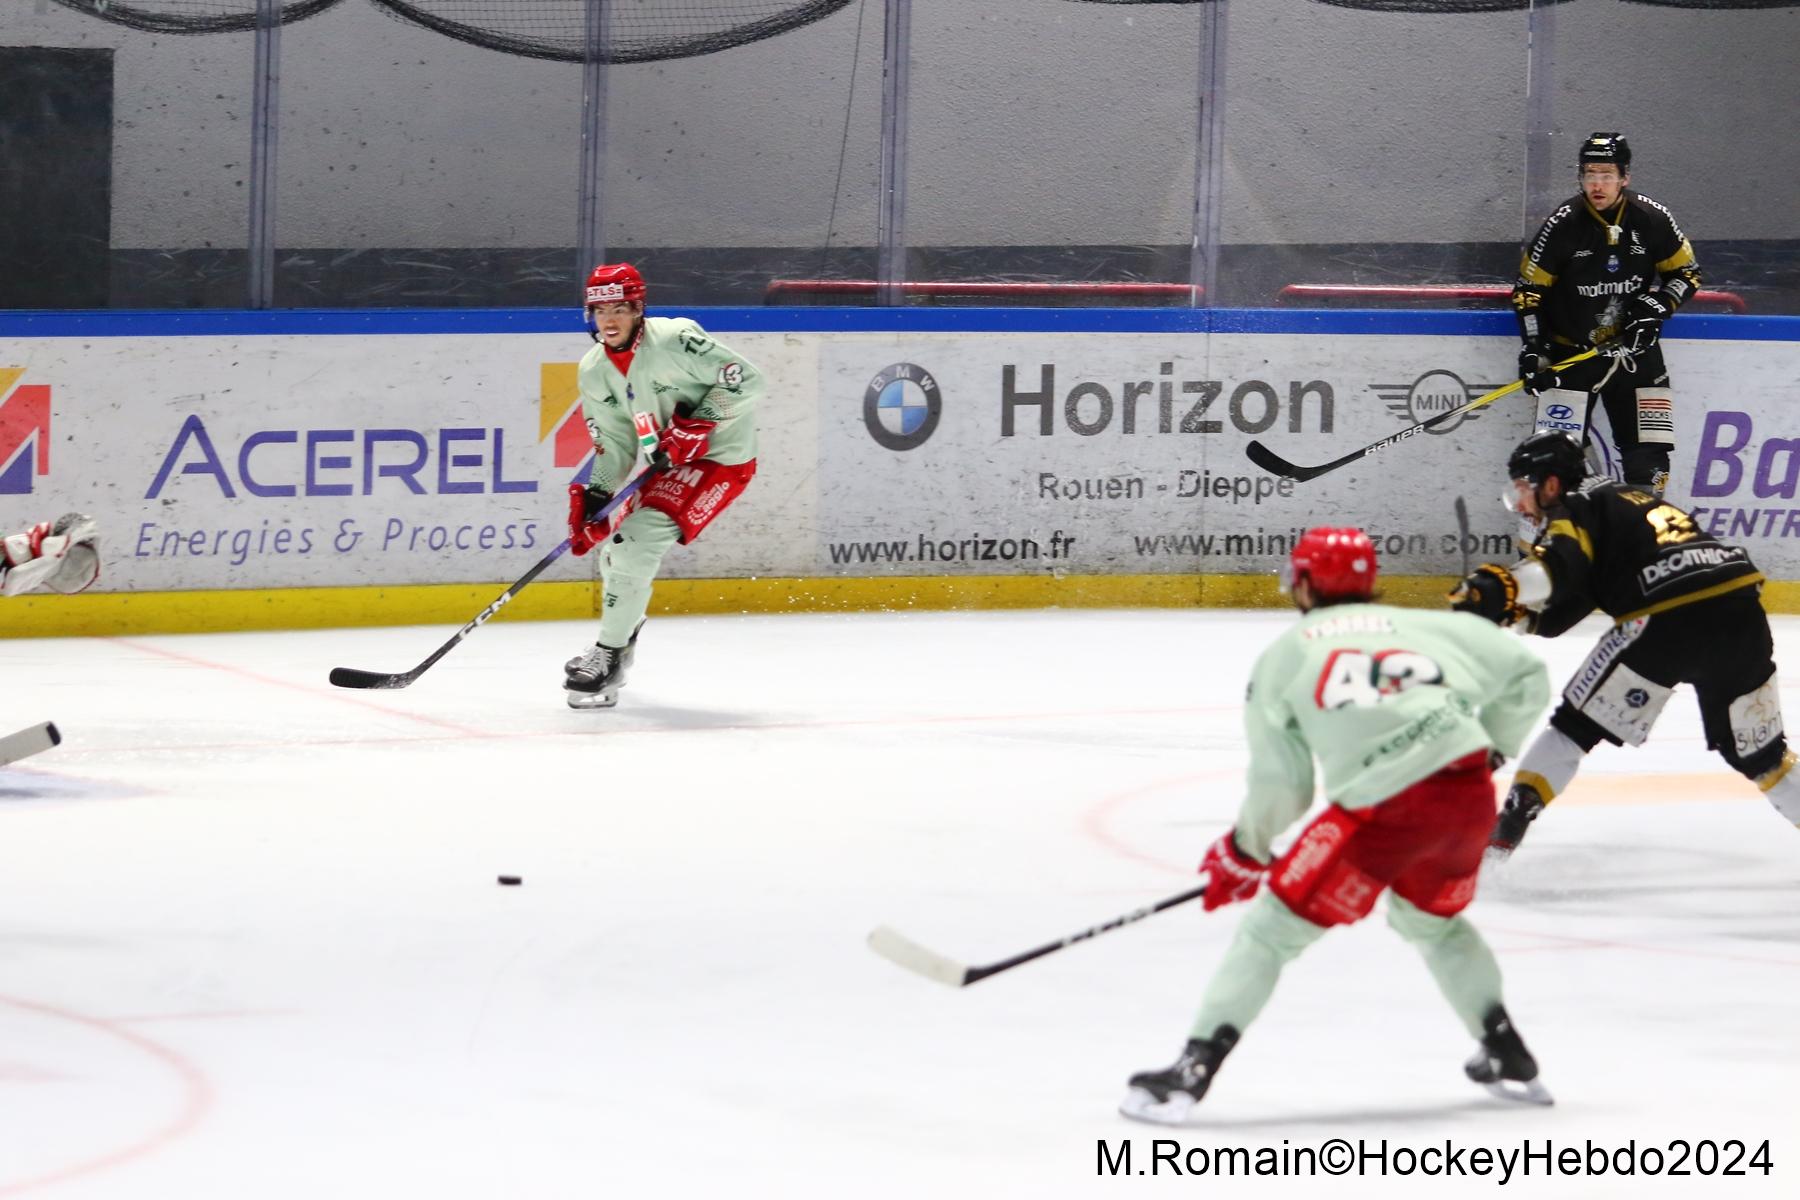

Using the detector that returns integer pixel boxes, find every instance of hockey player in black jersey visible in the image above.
[1451,432,1797,855]
[1512,133,1703,492]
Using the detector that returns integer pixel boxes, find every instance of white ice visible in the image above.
[2,608,1798,1199]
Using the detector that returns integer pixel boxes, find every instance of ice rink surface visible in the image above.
[2,607,1797,1198]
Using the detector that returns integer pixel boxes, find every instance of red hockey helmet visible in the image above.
[1285,527,1377,602]
[584,262,646,308]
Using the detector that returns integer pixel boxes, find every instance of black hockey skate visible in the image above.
[564,618,645,680]
[1464,1005,1553,1105]
[1485,782,1545,862]
[1119,1026,1239,1125]
[564,642,628,710]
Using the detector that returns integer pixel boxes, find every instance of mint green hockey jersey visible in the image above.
[1233,605,1551,863]
[576,316,763,493]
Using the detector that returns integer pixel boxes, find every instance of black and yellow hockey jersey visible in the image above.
[1527,483,1762,637]
[1512,192,1702,349]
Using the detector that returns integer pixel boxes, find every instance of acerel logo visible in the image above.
[540,362,595,477]
[0,367,52,494]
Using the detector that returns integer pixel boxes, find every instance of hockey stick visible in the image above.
[868,879,1210,987]
[328,473,652,690]
[0,721,61,767]
[1245,348,1599,483]
[1453,495,1472,577]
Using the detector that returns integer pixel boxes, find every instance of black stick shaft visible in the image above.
[329,472,652,689]
[963,882,1211,984]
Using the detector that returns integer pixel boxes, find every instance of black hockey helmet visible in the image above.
[1508,431,1586,490]
[1579,132,1631,172]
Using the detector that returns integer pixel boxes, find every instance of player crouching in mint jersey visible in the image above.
[562,263,762,709]
[1121,528,1553,1125]
[1,515,99,597]
[1451,432,1797,855]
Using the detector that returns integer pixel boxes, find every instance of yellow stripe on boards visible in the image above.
[2,575,1796,638]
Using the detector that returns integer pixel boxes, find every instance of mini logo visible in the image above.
[863,362,941,451]
[1372,370,1507,436]
[0,368,52,494]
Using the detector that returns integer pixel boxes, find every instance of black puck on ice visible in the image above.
[497,875,522,886]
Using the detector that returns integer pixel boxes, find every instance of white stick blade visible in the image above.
[0,721,61,768]
[866,926,971,987]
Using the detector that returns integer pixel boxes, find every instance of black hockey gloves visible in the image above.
[1449,564,1526,627]
[1518,343,1558,396]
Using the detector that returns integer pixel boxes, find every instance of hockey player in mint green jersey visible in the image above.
[1121,528,1554,1125]
[562,263,762,708]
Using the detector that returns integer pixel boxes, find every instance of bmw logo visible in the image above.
[863,362,941,451]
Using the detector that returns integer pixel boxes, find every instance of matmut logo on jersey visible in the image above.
[0,368,53,494]
[1373,369,1508,436]
[540,362,596,478]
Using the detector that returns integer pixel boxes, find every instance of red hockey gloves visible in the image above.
[1487,782,1546,860]
[0,513,100,597]
[1619,291,1674,354]
[1518,342,1558,396]
[566,482,614,557]
[1199,831,1267,911]
[1449,564,1526,627]
[651,415,717,470]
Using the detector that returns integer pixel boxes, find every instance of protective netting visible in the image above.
[367,0,855,63]
[48,0,858,61]
[47,0,345,34]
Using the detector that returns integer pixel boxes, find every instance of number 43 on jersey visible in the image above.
[1315,650,1444,709]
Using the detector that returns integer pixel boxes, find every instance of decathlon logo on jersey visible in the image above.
[863,362,942,451]
[0,368,52,495]
[1372,370,1506,436]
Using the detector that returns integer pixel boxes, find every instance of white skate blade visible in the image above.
[564,687,620,710]
[1119,1086,1196,1126]
[1482,1077,1554,1106]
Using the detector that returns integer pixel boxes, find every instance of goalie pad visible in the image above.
[1,514,101,597]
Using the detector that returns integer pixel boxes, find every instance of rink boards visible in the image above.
[1,307,1795,634]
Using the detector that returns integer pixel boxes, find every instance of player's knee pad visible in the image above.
[600,509,680,577]
[1633,387,1675,446]
[1559,618,1672,747]
[1721,675,1788,779]
[1533,387,1588,443]
[1386,894,1460,947]
[1241,890,1330,959]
